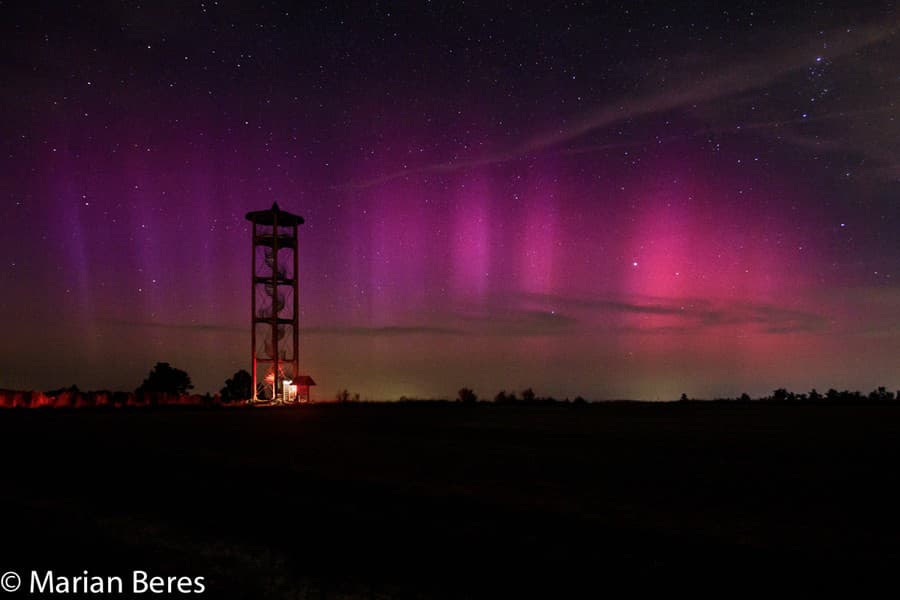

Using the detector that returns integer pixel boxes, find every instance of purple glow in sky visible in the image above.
[1,3,898,399]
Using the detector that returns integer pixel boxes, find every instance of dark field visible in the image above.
[3,403,900,598]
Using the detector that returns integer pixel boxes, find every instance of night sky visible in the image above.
[1,2,898,400]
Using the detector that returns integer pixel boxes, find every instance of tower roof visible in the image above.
[245,202,305,226]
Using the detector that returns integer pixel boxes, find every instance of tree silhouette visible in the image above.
[46,384,81,397]
[458,387,477,403]
[136,362,193,397]
[221,369,252,403]
[521,388,536,404]
[869,386,894,401]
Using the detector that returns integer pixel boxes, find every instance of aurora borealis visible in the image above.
[1,2,898,400]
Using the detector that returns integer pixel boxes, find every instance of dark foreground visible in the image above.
[2,402,900,598]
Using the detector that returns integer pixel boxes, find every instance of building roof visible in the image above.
[245,202,305,226]
[293,375,316,386]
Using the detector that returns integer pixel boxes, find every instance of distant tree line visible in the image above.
[455,387,587,404]
[683,386,900,403]
[453,386,899,405]
[16,360,900,409]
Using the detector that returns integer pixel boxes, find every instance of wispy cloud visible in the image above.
[515,24,893,153]
[517,292,829,335]
[455,308,578,337]
[98,319,244,333]
[100,292,828,340]
[338,23,896,189]
[303,325,464,337]
[99,319,464,337]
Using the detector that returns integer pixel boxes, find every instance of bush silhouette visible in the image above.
[221,369,252,403]
[458,388,477,403]
[335,389,359,403]
[136,362,194,397]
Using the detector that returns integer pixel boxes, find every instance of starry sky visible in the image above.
[1,1,898,400]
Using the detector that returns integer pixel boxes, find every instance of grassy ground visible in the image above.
[2,402,900,598]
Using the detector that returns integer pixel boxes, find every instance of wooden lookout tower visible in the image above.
[245,203,314,403]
